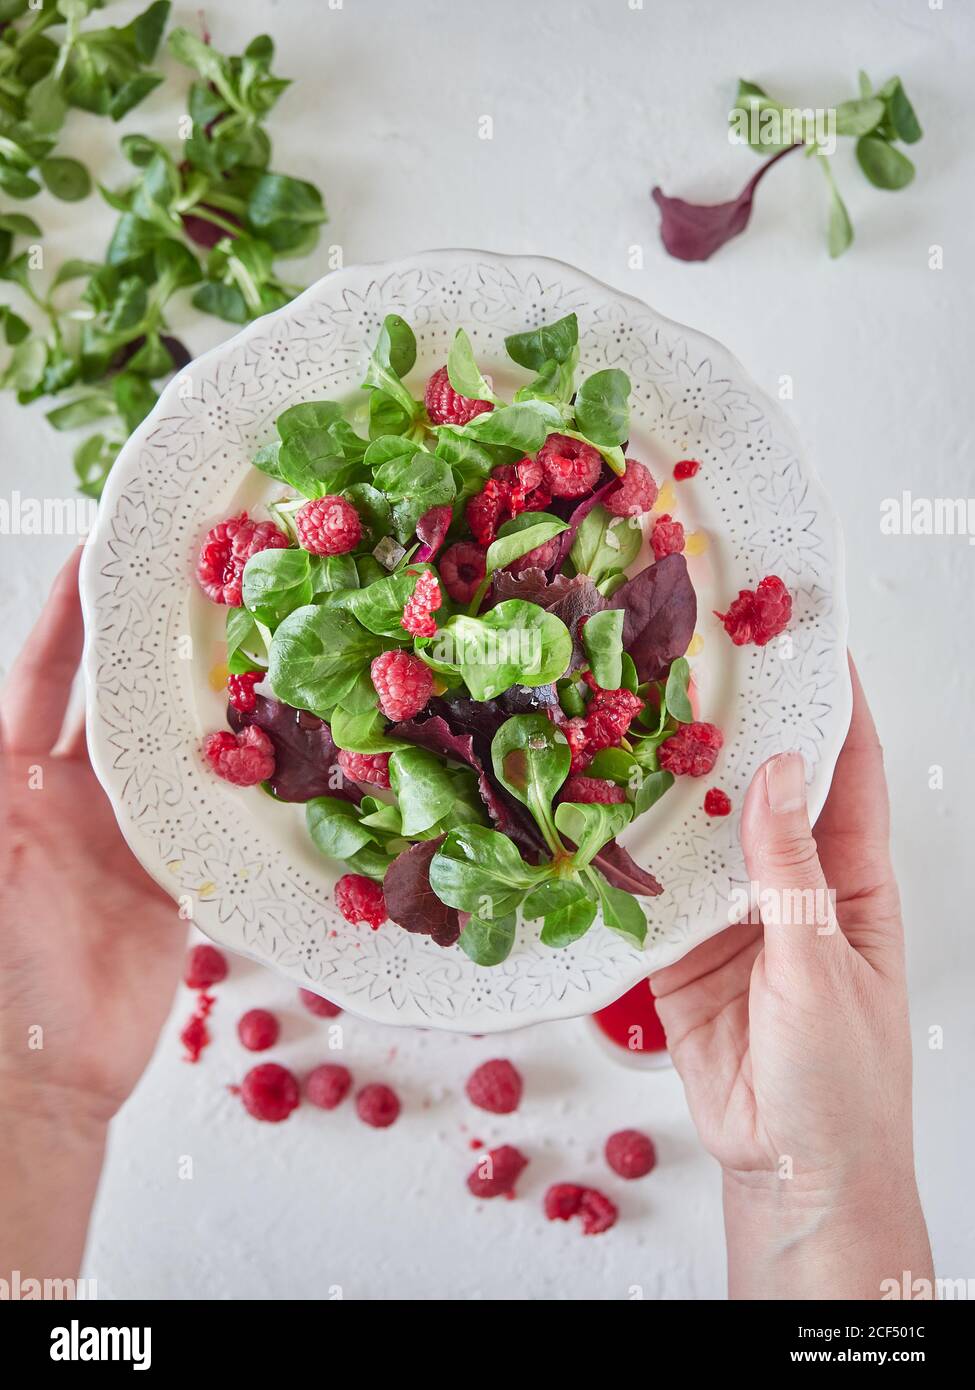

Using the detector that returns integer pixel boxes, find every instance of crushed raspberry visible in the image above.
[295,495,362,556]
[180,992,215,1063]
[674,458,701,481]
[704,787,732,817]
[241,1063,300,1122]
[493,457,552,511]
[465,1059,523,1114]
[337,748,391,789]
[605,1129,657,1179]
[579,1188,618,1235]
[335,873,387,930]
[439,541,487,603]
[184,943,228,989]
[657,721,723,777]
[299,988,341,1018]
[197,511,290,606]
[227,670,260,713]
[356,1082,401,1128]
[466,1144,529,1199]
[715,574,792,647]
[651,514,685,559]
[306,1063,353,1110]
[604,458,658,517]
[544,1183,585,1221]
[561,717,590,771]
[537,433,603,498]
[401,568,442,638]
[370,648,433,721]
[237,1008,280,1052]
[466,477,508,546]
[559,774,627,805]
[203,726,275,786]
[424,364,494,426]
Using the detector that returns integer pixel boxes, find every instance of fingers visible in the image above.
[740,750,849,987]
[814,654,890,853]
[1,548,85,755]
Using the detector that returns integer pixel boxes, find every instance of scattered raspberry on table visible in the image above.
[306,1063,353,1111]
[465,1059,523,1114]
[466,1144,529,1199]
[184,943,228,989]
[237,1008,280,1052]
[356,1083,401,1129]
[605,1129,657,1180]
[715,574,792,646]
[241,1063,300,1123]
[543,1183,618,1234]
[298,988,342,1018]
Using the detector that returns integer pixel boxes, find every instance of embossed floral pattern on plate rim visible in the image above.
[80,249,851,1034]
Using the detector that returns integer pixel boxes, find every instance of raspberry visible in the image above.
[306,1063,352,1110]
[537,433,603,498]
[295,495,362,556]
[566,676,644,771]
[337,748,391,789]
[180,994,214,1063]
[704,787,732,816]
[604,458,658,517]
[465,1059,523,1114]
[605,1129,657,1179]
[466,1144,528,1199]
[197,511,290,606]
[401,568,442,638]
[241,1063,300,1122]
[356,1082,400,1128]
[650,513,685,559]
[506,536,559,574]
[335,873,387,930]
[184,943,228,989]
[439,542,487,603]
[466,477,508,546]
[544,1183,585,1221]
[561,717,591,772]
[559,774,627,805]
[203,726,275,786]
[299,988,341,1018]
[227,670,260,713]
[493,457,552,511]
[715,574,792,647]
[579,1188,618,1235]
[237,1008,280,1052]
[424,365,494,426]
[370,648,433,721]
[674,458,701,481]
[657,721,723,777]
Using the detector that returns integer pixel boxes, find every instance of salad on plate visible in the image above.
[195,311,792,966]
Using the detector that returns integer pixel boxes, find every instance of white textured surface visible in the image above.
[2,0,973,1298]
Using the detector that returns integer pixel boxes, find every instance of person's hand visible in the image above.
[0,550,185,1126]
[652,656,932,1298]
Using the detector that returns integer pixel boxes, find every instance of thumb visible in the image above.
[740,752,845,983]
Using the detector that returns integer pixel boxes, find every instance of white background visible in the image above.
[2,0,973,1299]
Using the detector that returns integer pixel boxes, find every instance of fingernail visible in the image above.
[765,752,807,815]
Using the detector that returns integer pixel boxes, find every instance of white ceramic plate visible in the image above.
[81,249,850,1033]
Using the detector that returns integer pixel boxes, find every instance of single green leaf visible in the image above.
[588,868,647,945]
[523,880,598,948]
[430,824,541,917]
[269,605,384,716]
[434,601,572,699]
[554,800,632,868]
[39,157,91,202]
[574,368,630,447]
[457,912,517,966]
[388,746,458,837]
[856,134,915,189]
[664,656,693,723]
[582,608,624,690]
[446,327,497,403]
[505,313,578,370]
[834,97,885,138]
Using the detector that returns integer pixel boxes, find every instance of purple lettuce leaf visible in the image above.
[593,839,663,897]
[383,836,462,948]
[227,695,360,804]
[415,504,453,561]
[651,145,799,262]
[611,552,697,683]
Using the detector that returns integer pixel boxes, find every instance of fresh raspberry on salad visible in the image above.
[337,748,391,789]
[335,873,387,930]
[604,457,658,517]
[506,536,559,574]
[704,787,732,817]
[196,511,289,606]
[241,1063,300,1123]
[559,774,627,805]
[299,988,341,1018]
[184,943,228,989]
[605,1129,657,1179]
[356,1082,401,1128]
[237,1008,280,1052]
[401,568,442,637]
[536,433,603,498]
[295,495,362,556]
[650,513,685,559]
[565,676,644,771]
[465,1059,523,1114]
[493,457,552,511]
[370,648,433,721]
[424,364,494,426]
[715,574,792,647]
[466,1144,528,1199]
[466,477,509,546]
[439,541,487,603]
[674,458,701,480]
[307,1063,352,1110]
[203,726,275,786]
[657,721,723,777]
[227,670,261,713]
